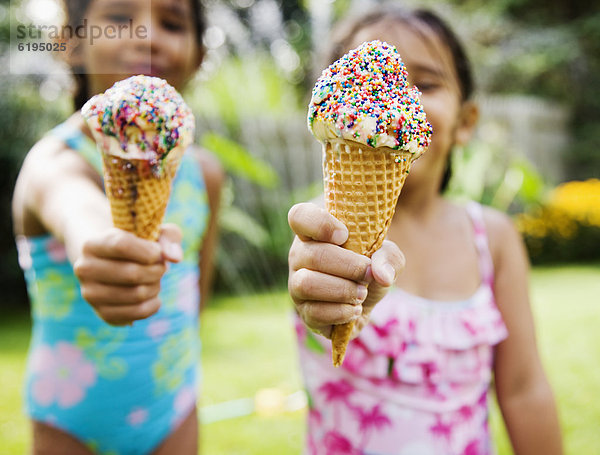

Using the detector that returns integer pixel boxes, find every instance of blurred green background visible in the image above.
[1,0,599,453]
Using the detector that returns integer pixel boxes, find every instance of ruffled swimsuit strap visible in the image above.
[49,121,104,176]
[465,201,495,288]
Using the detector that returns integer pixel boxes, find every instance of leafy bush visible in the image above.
[516,179,600,263]
[446,138,546,211]
[188,54,320,295]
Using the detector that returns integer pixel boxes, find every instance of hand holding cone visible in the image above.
[308,41,433,366]
[82,75,195,241]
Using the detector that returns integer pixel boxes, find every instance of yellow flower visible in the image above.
[550,179,600,228]
[517,179,600,243]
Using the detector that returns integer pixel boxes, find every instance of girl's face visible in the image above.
[72,0,202,96]
[347,21,476,192]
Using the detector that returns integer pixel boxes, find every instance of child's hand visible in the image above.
[288,203,405,339]
[73,224,183,326]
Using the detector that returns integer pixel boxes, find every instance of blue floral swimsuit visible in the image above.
[17,121,209,455]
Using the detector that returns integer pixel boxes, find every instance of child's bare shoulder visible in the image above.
[186,145,224,208]
[480,205,523,264]
[25,134,77,169]
[14,117,100,235]
[22,115,97,178]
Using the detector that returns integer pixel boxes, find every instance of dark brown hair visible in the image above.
[63,0,207,110]
[328,7,474,192]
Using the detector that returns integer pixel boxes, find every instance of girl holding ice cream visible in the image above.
[288,7,562,455]
[12,0,223,453]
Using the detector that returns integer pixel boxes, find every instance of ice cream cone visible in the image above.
[101,147,184,241]
[82,75,195,241]
[307,41,432,367]
[323,139,412,366]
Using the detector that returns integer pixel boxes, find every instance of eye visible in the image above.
[106,14,132,24]
[159,10,189,33]
[414,81,440,93]
[162,18,186,32]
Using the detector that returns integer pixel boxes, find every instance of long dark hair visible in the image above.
[62,0,207,110]
[328,7,474,193]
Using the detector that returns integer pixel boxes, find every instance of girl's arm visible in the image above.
[14,134,112,259]
[13,123,182,325]
[486,208,563,455]
[193,147,224,309]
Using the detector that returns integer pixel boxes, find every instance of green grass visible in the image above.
[1,264,599,454]
[0,309,31,455]
[490,263,600,455]
[199,292,305,454]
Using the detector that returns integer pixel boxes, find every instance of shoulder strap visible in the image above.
[465,201,495,287]
[50,122,104,176]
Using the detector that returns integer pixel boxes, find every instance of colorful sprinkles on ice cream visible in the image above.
[308,40,432,158]
[82,75,195,162]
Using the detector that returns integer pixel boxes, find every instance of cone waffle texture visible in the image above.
[102,148,183,241]
[323,139,412,367]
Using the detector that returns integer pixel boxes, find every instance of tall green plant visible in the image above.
[201,131,287,294]
[202,132,279,188]
[447,140,547,212]
[187,53,315,294]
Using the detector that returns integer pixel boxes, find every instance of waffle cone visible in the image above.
[101,148,183,241]
[323,139,412,366]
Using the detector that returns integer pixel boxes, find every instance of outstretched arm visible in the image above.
[13,120,182,325]
[487,209,563,455]
[13,134,112,259]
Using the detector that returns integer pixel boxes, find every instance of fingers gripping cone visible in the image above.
[307,41,432,366]
[82,76,195,241]
[324,140,412,366]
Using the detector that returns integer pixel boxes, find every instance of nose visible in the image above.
[133,8,162,58]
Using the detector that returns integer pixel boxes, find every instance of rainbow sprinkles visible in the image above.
[82,75,195,165]
[308,40,432,159]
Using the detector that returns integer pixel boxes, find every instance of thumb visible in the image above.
[371,240,405,287]
[158,223,183,263]
[361,240,405,315]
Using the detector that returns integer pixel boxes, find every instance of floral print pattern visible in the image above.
[30,343,97,408]
[19,125,209,455]
[296,203,507,455]
[153,327,197,395]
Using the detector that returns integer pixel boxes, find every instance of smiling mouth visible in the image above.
[127,63,166,78]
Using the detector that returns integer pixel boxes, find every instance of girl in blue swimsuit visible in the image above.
[12,1,224,454]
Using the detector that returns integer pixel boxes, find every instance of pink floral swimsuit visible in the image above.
[295,202,508,455]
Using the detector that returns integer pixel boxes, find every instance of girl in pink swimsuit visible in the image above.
[288,7,563,455]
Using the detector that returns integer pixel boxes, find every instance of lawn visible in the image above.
[1,264,599,454]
